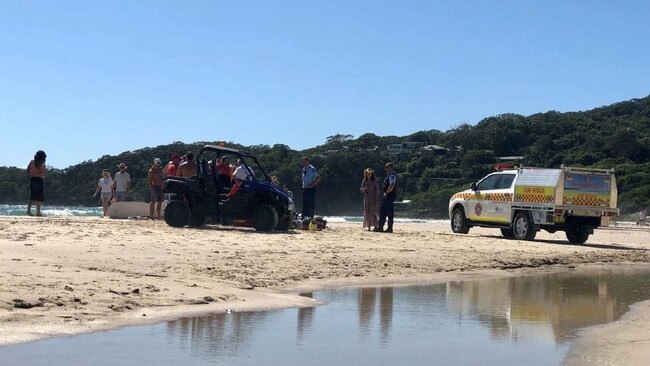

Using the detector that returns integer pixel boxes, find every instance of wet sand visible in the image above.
[0,216,648,362]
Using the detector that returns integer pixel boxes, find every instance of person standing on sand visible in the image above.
[639,208,648,226]
[93,169,114,217]
[375,162,397,233]
[113,163,131,202]
[148,158,165,219]
[301,157,320,220]
[26,150,47,216]
[177,152,198,177]
[360,168,380,231]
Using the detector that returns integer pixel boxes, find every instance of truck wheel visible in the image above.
[164,200,191,228]
[251,204,279,232]
[566,228,589,244]
[451,207,470,234]
[513,212,536,240]
[500,228,515,239]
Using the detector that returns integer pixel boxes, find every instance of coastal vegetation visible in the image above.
[1,95,648,217]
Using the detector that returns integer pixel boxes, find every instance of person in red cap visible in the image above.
[163,154,182,177]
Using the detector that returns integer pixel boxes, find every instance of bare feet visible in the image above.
[27,212,33,216]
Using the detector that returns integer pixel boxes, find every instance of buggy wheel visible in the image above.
[566,227,589,244]
[189,213,205,227]
[500,228,515,239]
[220,217,235,226]
[251,204,279,232]
[164,200,191,227]
[513,212,536,240]
[451,207,470,234]
[276,215,292,231]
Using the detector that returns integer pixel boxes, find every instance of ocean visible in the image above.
[0,204,103,217]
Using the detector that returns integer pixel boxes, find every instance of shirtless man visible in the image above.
[177,152,198,177]
[163,154,181,177]
[148,158,165,219]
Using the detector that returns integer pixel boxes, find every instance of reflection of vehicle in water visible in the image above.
[163,145,293,232]
[159,270,650,361]
[449,166,618,243]
[445,270,650,342]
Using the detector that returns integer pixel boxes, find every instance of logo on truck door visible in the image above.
[474,203,483,216]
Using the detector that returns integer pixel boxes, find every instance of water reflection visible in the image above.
[163,310,275,358]
[444,271,648,343]
[162,269,650,355]
[4,269,650,366]
[297,292,314,341]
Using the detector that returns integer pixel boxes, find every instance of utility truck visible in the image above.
[448,166,618,244]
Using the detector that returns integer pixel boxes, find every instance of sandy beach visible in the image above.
[1,216,649,362]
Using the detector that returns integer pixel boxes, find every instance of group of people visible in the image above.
[25,149,399,232]
[91,152,198,218]
[92,163,132,217]
[300,157,397,233]
[148,153,198,219]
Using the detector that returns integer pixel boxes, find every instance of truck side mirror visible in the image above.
[470,182,477,191]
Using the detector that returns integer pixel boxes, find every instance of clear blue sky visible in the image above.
[1,1,649,169]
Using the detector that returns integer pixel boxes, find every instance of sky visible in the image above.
[1,1,649,169]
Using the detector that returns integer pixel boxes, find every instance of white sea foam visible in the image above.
[0,204,102,217]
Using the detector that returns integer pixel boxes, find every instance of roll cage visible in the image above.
[196,145,271,182]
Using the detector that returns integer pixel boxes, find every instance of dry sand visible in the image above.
[0,216,648,362]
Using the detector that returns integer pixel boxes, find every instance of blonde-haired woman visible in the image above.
[93,169,114,217]
[360,168,380,231]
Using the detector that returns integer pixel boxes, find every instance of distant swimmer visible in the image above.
[26,150,47,216]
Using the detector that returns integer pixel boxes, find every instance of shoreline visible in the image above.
[5,263,649,348]
[1,216,649,362]
[564,297,650,366]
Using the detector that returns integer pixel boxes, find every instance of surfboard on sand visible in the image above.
[108,202,168,219]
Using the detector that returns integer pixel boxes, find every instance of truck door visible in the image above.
[467,174,500,222]
[490,174,515,223]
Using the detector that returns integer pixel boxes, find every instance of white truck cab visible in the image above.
[448,166,618,243]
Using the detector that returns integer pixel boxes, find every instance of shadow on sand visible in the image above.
[481,234,640,251]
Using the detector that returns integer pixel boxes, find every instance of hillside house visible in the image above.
[418,144,450,155]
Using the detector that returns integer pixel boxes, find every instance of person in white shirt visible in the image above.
[232,159,254,182]
[93,169,114,217]
[113,163,131,202]
[226,159,255,198]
